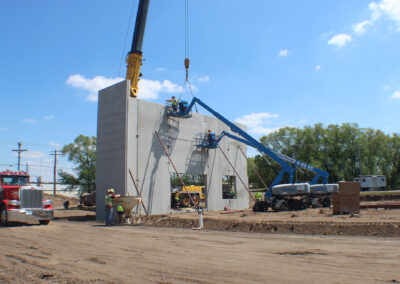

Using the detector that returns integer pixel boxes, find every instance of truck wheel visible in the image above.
[0,207,8,226]
[253,201,266,212]
[39,220,50,226]
[322,198,331,208]
[180,196,190,207]
[311,198,323,208]
[273,200,288,212]
[192,195,200,206]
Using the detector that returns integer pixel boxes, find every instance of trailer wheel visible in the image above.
[273,200,288,212]
[192,195,200,206]
[0,207,8,226]
[311,198,323,208]
[322,198,331,208]
[180,196,190,207]
[39,220,50,226]
[253,201,266,212]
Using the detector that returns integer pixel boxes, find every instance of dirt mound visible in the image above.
[43,193,80,209]
[143,207,400,237]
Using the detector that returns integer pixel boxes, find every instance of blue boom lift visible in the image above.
[167,97,334,211]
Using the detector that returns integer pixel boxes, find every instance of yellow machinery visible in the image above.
[126,0,150,98]
[171,185,205,208]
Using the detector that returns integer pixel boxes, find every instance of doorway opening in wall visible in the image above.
[170,173,207,209]
[222,175,236,199]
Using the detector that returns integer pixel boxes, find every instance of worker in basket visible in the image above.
[207,130,217,145]
[105,188,120,226]
[167,96,179,112]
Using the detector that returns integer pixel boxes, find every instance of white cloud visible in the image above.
[44,115,55,120]
[138,79,180,99]
[375,0,400,27]
[198,75,210,83]
[156,67,167,72]
[66,74,181,101]
[353,20,372,35]
[278,49,289,57]
[23,118,36,124]
[391,90,400,99]
[66,74,124,102]
[49,141,61,148]
[315,65,321,71]
[328,34,352,48]
[235,112,279,135]
[352,0,400,36]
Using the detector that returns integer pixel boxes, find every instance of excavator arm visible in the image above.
[126,0,150,97]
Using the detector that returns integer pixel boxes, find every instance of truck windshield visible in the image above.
[2,176,29,186]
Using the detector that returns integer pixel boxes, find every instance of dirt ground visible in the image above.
[1,211,400,283]
[0,204,400,283]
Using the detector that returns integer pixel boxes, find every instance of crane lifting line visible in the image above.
[118,0,137,78]
[155,131,198,208]
[178,0,198,113]
[218,145,256,203]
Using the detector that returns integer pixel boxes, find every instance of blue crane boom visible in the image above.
[216,131,329,185]
[183,98,295,195]
[180,98,329,196]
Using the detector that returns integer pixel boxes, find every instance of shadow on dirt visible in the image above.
[53,215,96,222]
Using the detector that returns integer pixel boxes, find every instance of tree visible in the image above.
[249,123,400,190]
[58,135,96,195]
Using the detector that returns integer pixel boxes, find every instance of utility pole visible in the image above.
[50,150,62,196]
[12,142,27,171]
[357,144,362,177]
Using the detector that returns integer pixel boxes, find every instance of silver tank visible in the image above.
[271,183,310,196]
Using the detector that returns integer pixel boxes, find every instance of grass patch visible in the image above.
[360,190,400,197]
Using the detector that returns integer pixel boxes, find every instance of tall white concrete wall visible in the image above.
[97,80,248,219]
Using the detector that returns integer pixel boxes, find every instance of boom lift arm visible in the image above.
[126,0,151,98]
[215,131,329,185]
[181,98,295,194]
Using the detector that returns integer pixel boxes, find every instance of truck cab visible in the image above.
[0,171,53,226]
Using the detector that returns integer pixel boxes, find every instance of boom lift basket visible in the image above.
[165,100,192,118]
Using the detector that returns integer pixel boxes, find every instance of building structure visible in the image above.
[96,80,248,219]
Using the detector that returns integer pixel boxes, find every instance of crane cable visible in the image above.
[178,0,198,112]
[118,0,137,78]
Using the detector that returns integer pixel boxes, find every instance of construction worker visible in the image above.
[116,204,125,224]
[255,191,262,201]
[105,188,120,226]
[170,96,179,112]
[207,130,216,145]
[174,192,180,207]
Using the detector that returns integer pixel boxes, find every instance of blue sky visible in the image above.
[1,0,400,181]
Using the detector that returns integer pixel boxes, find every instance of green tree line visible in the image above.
[248,123,400,190]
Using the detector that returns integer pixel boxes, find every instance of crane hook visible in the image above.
[184,57,190,81]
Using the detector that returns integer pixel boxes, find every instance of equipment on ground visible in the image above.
[166,97,335,211]
[114,196,142,224]
[0,171,53,226]
[354,175,386,191]
[171,185,204,208]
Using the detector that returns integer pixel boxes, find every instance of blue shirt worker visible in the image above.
[105,188,120,226]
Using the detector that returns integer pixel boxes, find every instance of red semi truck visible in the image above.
[0,170,53,226]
